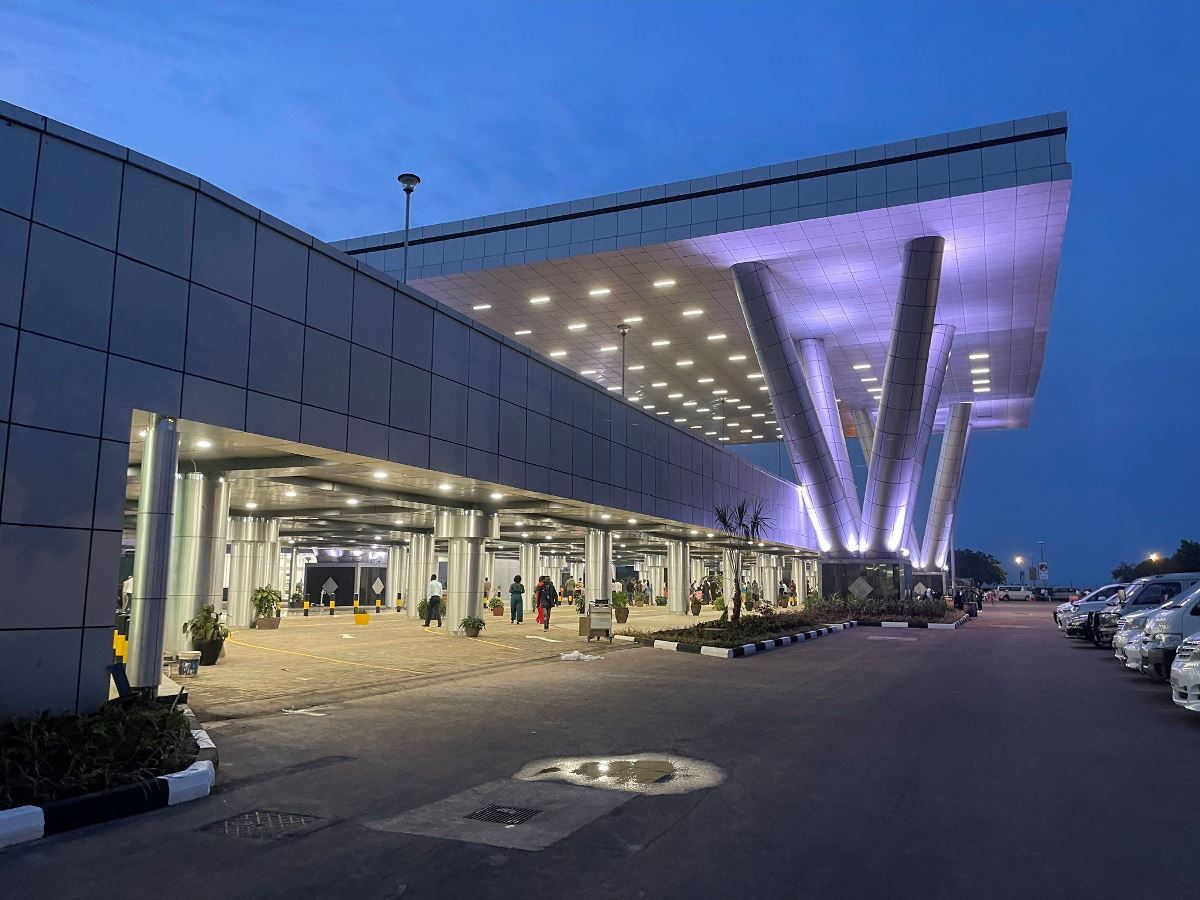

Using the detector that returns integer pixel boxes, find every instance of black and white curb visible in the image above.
[0,706,218,850]
[615,621,856,659]
[853,614,969,630]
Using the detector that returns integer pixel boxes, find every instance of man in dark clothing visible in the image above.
[538,577,558,631]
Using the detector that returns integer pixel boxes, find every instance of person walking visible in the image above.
[538,576,557,631]
[535,577,546,625]
[482,576,491,607]
[423,573,443,627]
[509,575,525,624]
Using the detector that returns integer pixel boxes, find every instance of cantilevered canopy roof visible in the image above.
[339,113,1071,443]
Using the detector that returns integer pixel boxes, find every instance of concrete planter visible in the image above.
[254,617,280,630]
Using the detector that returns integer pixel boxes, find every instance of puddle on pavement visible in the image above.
[514,753,724,795]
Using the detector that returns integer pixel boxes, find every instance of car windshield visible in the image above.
[1160,583,1200,610]
[1114,579,1152,606]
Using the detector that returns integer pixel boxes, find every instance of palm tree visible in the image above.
[714,499,773,623]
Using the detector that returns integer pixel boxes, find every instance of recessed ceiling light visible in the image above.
[472,304,491,311]
[712,389,728,395]
[752,412,765,418]
[589,288,611,297]
[868,386,883,392]
[972,378,990,385]
[550,350,567,358]
[696,407,710,413]
[245,501,257,509]
[765,419,776,425]
[490,492,504,500]
[728,355,747,364]
[568,322,587,330]
[852,363,871,370]
[622,316,643,324]
[607,385,621,391]
[706,334,726,341]
[668,392,683,399]
[712,415,725,421]
[690,425,702,429]
[973,387,991,393]
[683,401,697,407]
[628,518,637,524]
[705,430,717,435]
[195,439,212,449]
[438,483,452,491]
[530,296,550,304]
[971,367,990,375]
[581,368,597,375]
[514,520,524,526]
[653,279,676,288]
[758,385,769,391]
[628,364,644,371]
[601,345,618,352]
[737,404,751,410]
[682,308,703,317]
[651,382,668,388]
[697,377,714,384]
[515,329,532,336]
[673,417,687,423]
[739,428,752,434]
[652,339,671,347]
[656,410,669,416]
[394,518,404,524]
[600,513,611,519]
[752,434,764,440]
[860,377,878,383]
[676,359,693,367]
[718,436,730,441]
[747,373,763,380]
[969,352,990,360]
[372,470,388,479]
[137,429,148,438]
[285,489,297,497]
[346,498,359,505]
[642,403,655,409]
[521,532,530,538]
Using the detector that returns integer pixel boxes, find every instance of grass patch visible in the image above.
[803,595,957,625]
[1,703,198,810]
[620,611,831,648]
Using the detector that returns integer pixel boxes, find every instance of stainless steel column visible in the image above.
[901,324,954,558]
[483,549,496,597]
[544,554,566,583]
[164,473,229,655]
[731,261,859,553]
[584,528,612,603]
[921,402,972,570]
[861,236,945,553]
[518,542,542,613]
[721,548,742,606]
[759,553,781,605]
[798,338,862,524]
[385,546,405,608]
[666,540,690,615]
[644,554,665,599]
[406,533,434,618]
[127,414,179,690]
[790,557,804,599]
[436,510,499,632]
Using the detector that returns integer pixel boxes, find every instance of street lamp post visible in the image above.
[1015,555,1025,586]
[618,324,631,399]
[396,172,421,283]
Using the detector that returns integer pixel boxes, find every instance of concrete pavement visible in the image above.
[3,604,1199,899]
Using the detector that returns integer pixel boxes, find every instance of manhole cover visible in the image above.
[203,810,324,839]
[464,804,542,826]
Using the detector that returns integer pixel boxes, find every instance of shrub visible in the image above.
[252,585,282,619]
[711,595,726,611]
[624,612,825,648]
[183,604,228,643]
[611,591,628,608]
[487,596,504,610]
[460,616,486,632]
[1,704,197,810]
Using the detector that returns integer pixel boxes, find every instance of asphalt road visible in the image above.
[4,604,1199,899]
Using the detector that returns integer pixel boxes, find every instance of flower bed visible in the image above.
[803,595,959,626]
[620,612,828,649]
[1,704,198,811]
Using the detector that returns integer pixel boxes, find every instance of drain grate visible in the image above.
[203,810,325,839]
[464,804,542,826]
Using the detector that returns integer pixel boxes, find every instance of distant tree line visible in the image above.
[953,548,1007,585]
[1112,539,1200,582]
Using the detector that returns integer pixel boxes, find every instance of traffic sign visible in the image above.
[1038,562,1049,582]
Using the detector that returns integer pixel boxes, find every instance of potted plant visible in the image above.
[488,596,505,617]
[611,591,629,624]
[417,598,430,620]
[183,604,229,666]
[711,595,726,612]
[690,593,703,616]
[252,585,282,629]
[633,591,646,607]
[460,615,486,637]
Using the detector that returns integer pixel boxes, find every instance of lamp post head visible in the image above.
[397,173,421,193]
[1015,556,1024,565]
[617,324,631,337]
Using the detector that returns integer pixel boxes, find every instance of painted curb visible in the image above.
[0,706,217,850]
[854,615,970,630]
[616,621,857,659]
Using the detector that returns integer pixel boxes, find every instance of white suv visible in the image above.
[1139,584,1200,679]
[997,584,1033,601]
[1056,583,1127,634]
[1170,632,1200,712]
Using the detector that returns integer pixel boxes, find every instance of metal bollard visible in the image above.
[375,598,382,614]
[303,599,310,617]
[329,600,336,617]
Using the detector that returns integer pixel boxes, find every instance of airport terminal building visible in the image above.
[0,99,1070,716]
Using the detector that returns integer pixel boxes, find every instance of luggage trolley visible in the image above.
[587,600,613,642]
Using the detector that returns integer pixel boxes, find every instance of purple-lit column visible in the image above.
[731,262,859,553]
[901,324,955,558]
[851,408,875,465]
[921,402,972,570]
[798,339,862,526]
[860,236,944,554]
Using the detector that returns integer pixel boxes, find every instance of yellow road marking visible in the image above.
[225,637,428,676]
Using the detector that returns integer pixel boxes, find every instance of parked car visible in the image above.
[1169,632,1200,713]
[997,584,1033,601]
[1050,586,1081,603]
[1113,608,1158,665]
[1137,583,1200,680]
[1056,583,1127,634]
[1091,573,1200,648]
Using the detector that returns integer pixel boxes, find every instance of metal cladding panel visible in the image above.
[797,338,861,525]
[902,323,954,557]
[921,401,972,569]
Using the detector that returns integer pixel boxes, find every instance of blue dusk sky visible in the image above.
[1,1,1195,585]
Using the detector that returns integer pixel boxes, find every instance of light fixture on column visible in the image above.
[617,323,631,398]
[396,172,421,283]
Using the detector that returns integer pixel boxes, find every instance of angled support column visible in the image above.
[902,323,955,558]
[731,262,859,553]
[921,402,972,570]
[798,339,862,524]
[851,409,875,465]
[127,415,179,689]
[860,236,945,553]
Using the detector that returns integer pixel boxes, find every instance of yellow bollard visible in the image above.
[303,600,310,617]
[329,600,336,617]
[375,599,382,614]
